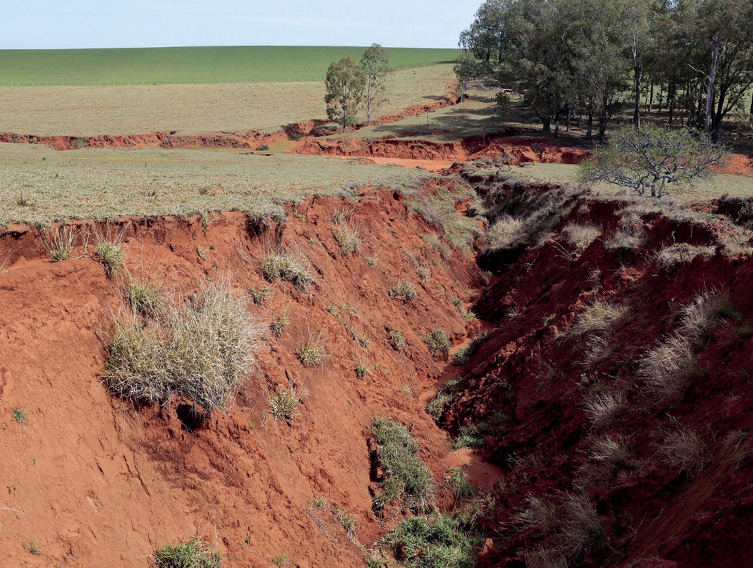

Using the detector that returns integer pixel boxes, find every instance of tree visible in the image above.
[580,126,726,198]
[325,58,366,131]
[360,44,390,125]
[453,51,479,102]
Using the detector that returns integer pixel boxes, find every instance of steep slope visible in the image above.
[0,186,482,567]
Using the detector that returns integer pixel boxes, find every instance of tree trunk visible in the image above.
[633,35,642,129]
[750,91,753,114]
[648,80,654,113]
[598,96,610,141]
[658,84,664,113]
[542,117,551,134]
[704,35,722,134]
[566,106,571,132]
[586,110,593,140]
[668,84,675,125]
[553,114,560,138]
[712,85,728,142]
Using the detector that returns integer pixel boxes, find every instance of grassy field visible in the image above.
[0,46,459,86]
[505,163,753,203]
[0,144,435,226]
[0,64,454,136]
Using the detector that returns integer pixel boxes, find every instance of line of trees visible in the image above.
[458,0,753,141]
[324,44,391,131]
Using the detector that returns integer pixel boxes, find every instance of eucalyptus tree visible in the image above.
[324,58,366,131]
[360,44,391,125]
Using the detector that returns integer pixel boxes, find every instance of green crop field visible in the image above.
[0,144,435,226]
[0,46,460,86]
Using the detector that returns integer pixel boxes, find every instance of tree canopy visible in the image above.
[580,126,726,197]
[360,44,391,125]
[458,0,753,141]
[324,57,366,131]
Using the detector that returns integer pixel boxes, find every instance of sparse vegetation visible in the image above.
[272,554,291,567]
[371,417,436,512]
[294,332,327,367]
[355,361,370,379]
[583,389,627,430]
[12,409,26,425]
[261,250,315,289]
[448,467,476,500]
[335,508,358,541]
[452,412,509,449]
[153,537,221,568]
[424,329,451,357]
[43,226,79,262]
[94,225,126,277]
[248,285,271,306]
[389,280,418,303]
[333,224,361,255]
[104,280,258,412]
[269,311,290,336]
[639,333,697,404]
[269,386,300,421]
[389,330,407,352]
[451,333,489,365]
[415,265,431,282]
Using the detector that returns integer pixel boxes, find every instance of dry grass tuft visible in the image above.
[523,547,569,568]
[105,280,259,412]
[388,279,418,303]
[294,330,328,367]
[639,333,697,404]
[513,494,558,531]
[582,389,627,430]
[486,215,525,251]
[260,250,315,289]
[333,224,361,256]
[562,223,601,252]
[656,244,715,267]
[558,492,605,557]
[659,424,708,476]
[570,300,629,337]
[94,224,126,277]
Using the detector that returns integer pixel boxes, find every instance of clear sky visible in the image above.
[2,1,476,49]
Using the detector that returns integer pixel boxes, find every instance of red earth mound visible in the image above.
[0,186,487,567]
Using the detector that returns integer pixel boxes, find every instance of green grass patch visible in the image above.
[154,537,221,568]
[380,513,482,568]
[0,145,434,226]
[371,417,436,512]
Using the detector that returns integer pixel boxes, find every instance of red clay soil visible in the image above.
[296,135,591,166]
[0,186,487,567]
[436,180,753,567]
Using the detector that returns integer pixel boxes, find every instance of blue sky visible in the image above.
[2,1,476,49]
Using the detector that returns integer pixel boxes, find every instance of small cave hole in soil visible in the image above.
[177,404,209,431]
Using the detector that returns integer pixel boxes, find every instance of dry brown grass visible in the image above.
[562,223,601,252]
[105,279,259,412]
[659,424,708,476]
[582,389,627,430]
[639,333,696,404]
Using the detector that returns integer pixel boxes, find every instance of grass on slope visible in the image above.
[0,144,435,226]
[0,65,454,136]
[504,163,753,204]
[0,46,459,85]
